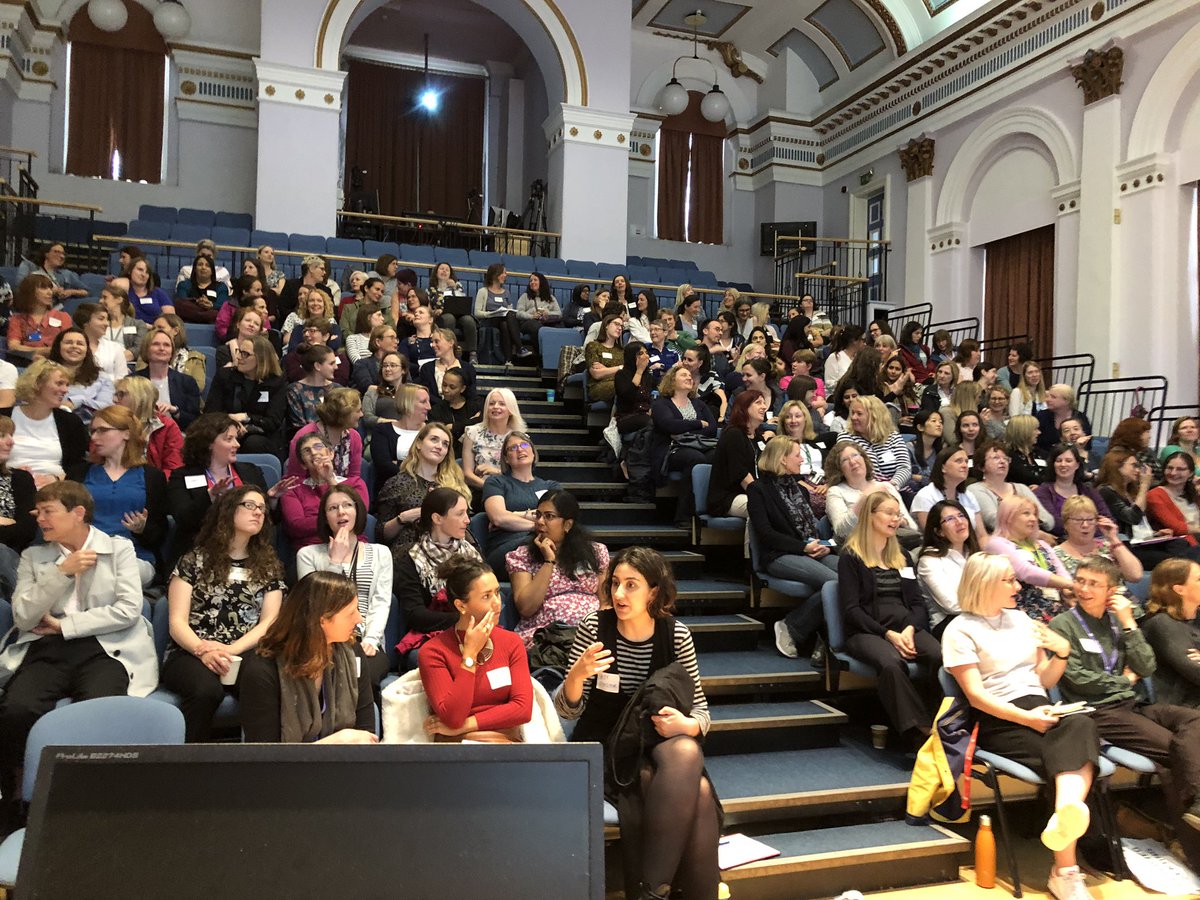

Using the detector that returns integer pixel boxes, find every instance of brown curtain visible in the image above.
[983,225,1056,361]
[687,133,724,245]
[67,1,166,183]
[658,91,726,244]
[344,61,485,219]
[656,129,689,242]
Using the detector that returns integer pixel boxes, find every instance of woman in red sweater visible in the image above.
[418,556,533,742]
[1147,451,1200,546]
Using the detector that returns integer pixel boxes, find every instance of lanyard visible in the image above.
[1070,607,1121,673]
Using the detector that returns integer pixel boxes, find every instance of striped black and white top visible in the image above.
[555,611,710,735]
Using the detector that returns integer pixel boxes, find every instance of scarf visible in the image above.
[409,532,482,599]
[771,474,820,541]
[277,643,360,743]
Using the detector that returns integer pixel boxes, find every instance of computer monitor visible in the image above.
[19,743,605,899]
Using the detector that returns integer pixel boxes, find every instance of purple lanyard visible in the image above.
[1070,607,1121,673]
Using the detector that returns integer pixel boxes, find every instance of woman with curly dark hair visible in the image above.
[160,484,285,741]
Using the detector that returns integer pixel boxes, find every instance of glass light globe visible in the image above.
[88,0,128,32]
[700,86,729,123]
[153,0,192,40]
[658,79,688,116]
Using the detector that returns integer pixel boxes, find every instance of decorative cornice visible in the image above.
[1070,46,1123,104]
[898,136,934,181]
[174,48,255,115]
[253,59,346,111]
[928,222,965,253]
[1051,180,1081,215]
[544,104,635,152]
[1116,154,1170,196]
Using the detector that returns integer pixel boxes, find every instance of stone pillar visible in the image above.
[544,104,636,263]
[1071,46,1123,377]
[898,137,935,307]
[252,60,347,235]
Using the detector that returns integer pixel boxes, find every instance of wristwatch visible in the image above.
[462,656,476,670]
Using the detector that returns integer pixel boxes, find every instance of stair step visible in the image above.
[536,461,614,480]
[721,821,969,900]
[705,741,912,823]
[475,365,541,381]
[537,443,601,460]
[559,482,627,500]
[578,500,656,524]
[678,614,762,652]
[699,650,816,692]
[526,427,591,446]
[660,550,707,580]
[588,523,690,548]
[676,579,749,605]
[705,700,846,755]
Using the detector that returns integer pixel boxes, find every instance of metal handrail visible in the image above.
[337,209,561,241]
[0,195,102,213]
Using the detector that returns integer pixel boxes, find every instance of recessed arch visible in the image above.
[315,0,587,108]
[1127,17,1200,160]
[936,106,1079,226]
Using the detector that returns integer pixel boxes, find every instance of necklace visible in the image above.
[457,632,493,665]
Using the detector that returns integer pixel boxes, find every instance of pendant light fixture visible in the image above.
[657,11,730,123]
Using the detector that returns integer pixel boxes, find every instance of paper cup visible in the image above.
[220,655,243,686]
[870,724,888,750]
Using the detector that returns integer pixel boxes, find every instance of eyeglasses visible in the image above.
[238,501,267,513]
[1073,576,1107,590]
[327,501,357,513]
[1066,517,1097,525]
[89,426,120,436]
[940,514,969,525]
[1000,575,1019,584]
[301,443,330,456]
[236,348,255,358]
[532,511,561,522]
[507,442,532,453]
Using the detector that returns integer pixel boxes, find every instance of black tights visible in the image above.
[638,735,720,898]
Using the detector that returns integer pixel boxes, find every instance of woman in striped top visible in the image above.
[556,547,718,900]
[837,395,913,492]
[296,484,393,689]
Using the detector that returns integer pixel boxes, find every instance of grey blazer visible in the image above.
[2,529,158,696]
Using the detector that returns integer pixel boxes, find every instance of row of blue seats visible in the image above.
[137,205,253,231]
[33,217,128,246]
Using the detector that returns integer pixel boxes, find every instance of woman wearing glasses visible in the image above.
[297,485,393,688]
[506,489,608,650]
[65,405,168,587]
[161,484,285,742]
[1051,495,1143,586]
[204,334,287,457]
[280,432,370,550]
[482,432,561,573]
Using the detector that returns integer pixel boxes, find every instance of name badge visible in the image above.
[649,356,660,363]
[355,656,362,677]
[1079,638,1103,655]
[486,666,512,690]
[206,289,217,298]
[534,489,547,500]
[258,391,270,403]
[123,326,138,334]
[418,358,435,368]
[881,450,897,464]
[47,317,61,327]
[900,567,916,580]
[596,672,621,693]
[602,351,614,360]
[184,474,207,490]
[139,296,153,305]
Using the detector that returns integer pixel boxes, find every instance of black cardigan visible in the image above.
[66,462,169,565]
[708,428,759,516]
[746,476,821,567]
[0,467,36,552]
[166,462,267,562]
[1035,408,1092,450]
[203,370,287,447]
[649,396,718,484]
[0,406,89,476]
[837,549,928,638]
[393,549,461,635]
[239,649,375,742]
[131,368,202,431]
[418,359,477,400]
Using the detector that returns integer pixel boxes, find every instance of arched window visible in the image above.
[656,91,725,245]
[65,1,168,183]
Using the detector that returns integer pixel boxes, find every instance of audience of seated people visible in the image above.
[11,236,1200,898]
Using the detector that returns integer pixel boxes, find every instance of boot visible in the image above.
[637,884,671,900]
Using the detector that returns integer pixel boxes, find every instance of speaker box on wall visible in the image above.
[761,221,817,256]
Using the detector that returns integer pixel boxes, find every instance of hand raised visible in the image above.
[461,610,496,660]
[58,549,98,576]
[569,641,613,682]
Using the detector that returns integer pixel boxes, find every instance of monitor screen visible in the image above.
[19,743,604,900]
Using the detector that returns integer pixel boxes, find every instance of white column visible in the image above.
[1051,183,1081,358]
[544,104,636,263]
[252,60,347,236]
[1073,94,1121,376]
[927,224,981,324]
[904,176,933,306]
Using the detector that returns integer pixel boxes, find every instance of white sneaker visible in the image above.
[1047,865,1095,900]
[1041,801,1090,852]
[774,620,798,658]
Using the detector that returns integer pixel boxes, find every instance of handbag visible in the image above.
[528,622,577,671]
[670,432,719,453]
[1130,387,1148,419]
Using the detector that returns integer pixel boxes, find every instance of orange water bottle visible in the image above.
[975,814,996,888]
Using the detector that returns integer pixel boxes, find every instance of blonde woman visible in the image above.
[368,383,431,493]
[378,422,471,550]
[943,553,1099,900]
[837,490,940,748]
[463,387,526,491]
[205,333,287,456]
[1006,414,1049,486]
[777,399,826,514]
[836,395,912,491]
[113,376,183,478]
[750,301,779,341]
[1009,361,1047,417]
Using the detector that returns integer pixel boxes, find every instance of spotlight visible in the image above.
[420,89,439,112]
